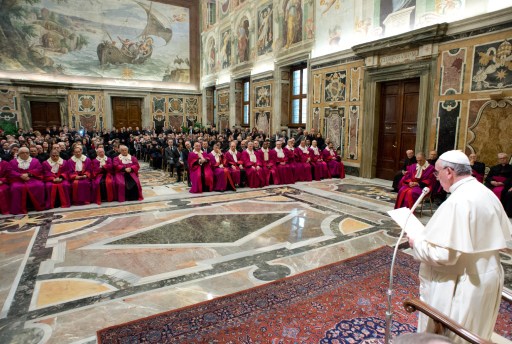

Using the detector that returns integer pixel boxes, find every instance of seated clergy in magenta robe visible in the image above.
[394,152,436,209]
[295,139,313,182]
[91,148,116,205]
[188,142,214,193]
[322,142,345,178]
[42,149,71,210]
[67,145,92,206]
[223,141,242,187]
[283,139,298,183]
[309,140,330,181]
[241,141,265,188]
[209,143,236,192]
[484,152,512,200]
[0,157,11,215]
[256,140,279,186]
[273,140,294,185]
[113,145,143,202]
[8,147,45,214]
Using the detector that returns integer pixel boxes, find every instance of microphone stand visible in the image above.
[385,186,430,344]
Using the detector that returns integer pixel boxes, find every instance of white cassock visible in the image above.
[408,177,511,343]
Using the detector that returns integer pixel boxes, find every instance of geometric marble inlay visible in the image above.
[338,218,372,235]
[34,279,116,309]
[108,213,287,245]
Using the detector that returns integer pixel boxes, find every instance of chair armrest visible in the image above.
[503,289,512,303]
[403,298,494,344]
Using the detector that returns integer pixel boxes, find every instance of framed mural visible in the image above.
[255,85,271,108]
[257,3,273,56]
[0,0,200,88]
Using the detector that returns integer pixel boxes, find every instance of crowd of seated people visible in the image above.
[0,124,345,212]
[186,135,346,193]
[393,149,512,218]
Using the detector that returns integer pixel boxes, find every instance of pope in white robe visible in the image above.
[408,150,511,343]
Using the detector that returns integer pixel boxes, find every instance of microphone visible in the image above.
[385,186,429,344]
[409,187,430,214]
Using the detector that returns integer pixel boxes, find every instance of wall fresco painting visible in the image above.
[237,17,250,64]
[467,99,512,167]
[0,0,190,84]
[440,48,466,95]
[206,37,217,74]
[220,29,233,69]
[281,0,303,49]
[471,39,512,91]
[219,0,231,21]
[350,67,361,101]
[324,71,346,102]
[348,105,359,160]
[255,85,272,108]
[257,3,273,56]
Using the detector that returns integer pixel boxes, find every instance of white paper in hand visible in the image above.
[387,207,425,239]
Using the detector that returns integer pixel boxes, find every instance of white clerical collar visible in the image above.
[299,145,308,153]
[71,155,86,163]
[17,156,32,169]
[449,176,474,193]
[47,157,63,166]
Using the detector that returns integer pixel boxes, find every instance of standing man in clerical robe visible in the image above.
[241,141,265,188]
[8,147,45,214]
[394,152,435,209]
[188,142,214,193]
[407,150,511,343]
[468,153,485,183]
[91,147,116,205]
[224,140,243,187]
[322,142,345,178]
[42,149,71,209]
[209,143,236,192]
[113,145,143,202]
[256,140,279,186]
[67,146,92,206]
[309,140,330,180]
[485,152,512,200]
[295,138,313,182]
[0,157,11,214]
[283,138,298,183]
[274,140,293,185]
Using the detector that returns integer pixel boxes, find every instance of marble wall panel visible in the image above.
[255,111,271,135]
[435,100,461,155]
[347,106,359,160]
[313,74,322,104]
[153,96,166,114]
[466,99,512,167]
[168,98,184,114]
[169,115,184,131]
[350,67,361,101]
[312,107,320,131]
[440,48,466,95]
[0,88,19,134]
[255,85,272,108]
[471,38,512,92]
[324,71,346,102]
[218,90,230,114]
[324,107,344,151]
[68,91,104,131]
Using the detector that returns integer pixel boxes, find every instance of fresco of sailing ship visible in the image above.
[97,1,172,66]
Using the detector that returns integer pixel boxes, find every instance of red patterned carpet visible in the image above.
[97,246,511,343]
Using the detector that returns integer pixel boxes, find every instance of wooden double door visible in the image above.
[112,97,142,129]
[376,78,420,180]
[30,101,61,132]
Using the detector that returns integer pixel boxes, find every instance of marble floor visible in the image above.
[0,165,511,344]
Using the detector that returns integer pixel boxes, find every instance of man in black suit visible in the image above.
[182,141,192,186]
[164,139,180,177]
[392,149,416,192]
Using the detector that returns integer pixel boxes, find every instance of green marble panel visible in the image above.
[108,213,287,245]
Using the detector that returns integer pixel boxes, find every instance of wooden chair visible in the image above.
[403,289,512,344]
[419,192,434,217]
